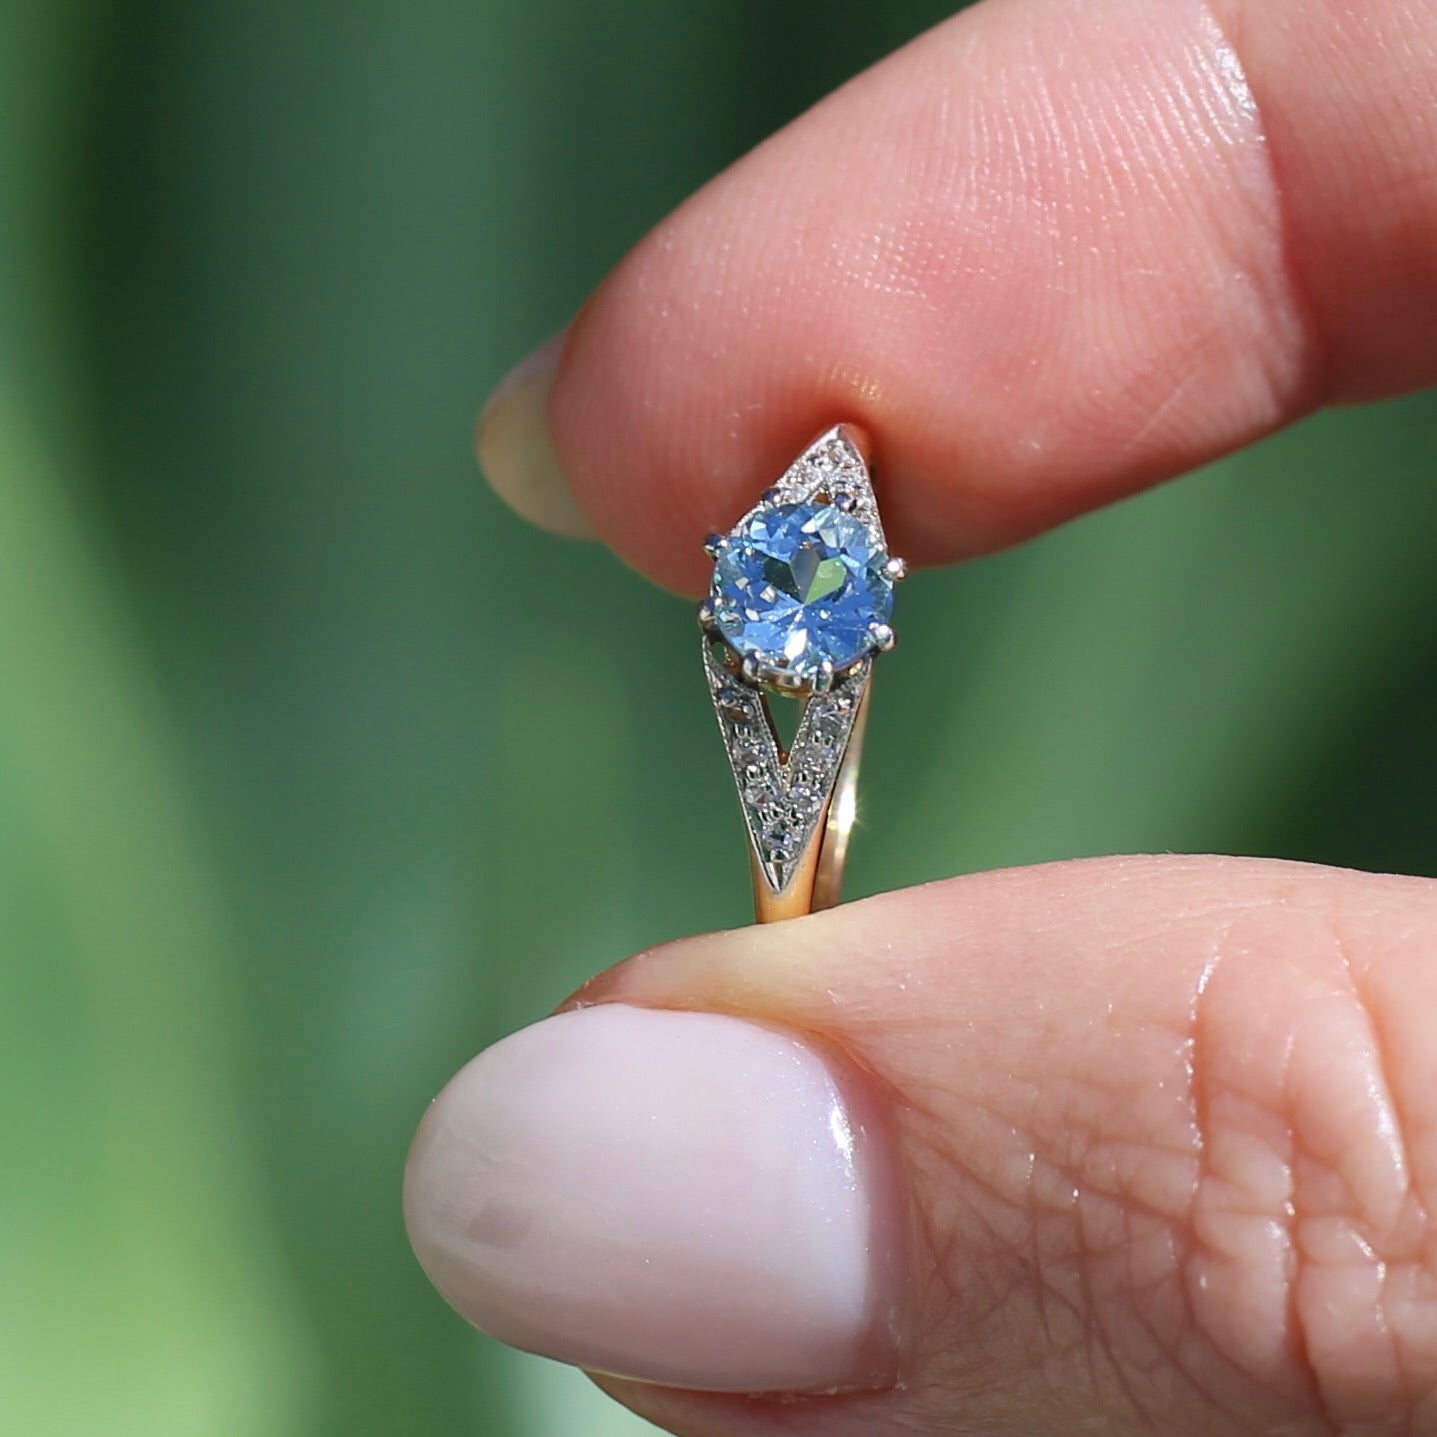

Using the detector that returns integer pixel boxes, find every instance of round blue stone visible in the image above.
[711,500,894,680]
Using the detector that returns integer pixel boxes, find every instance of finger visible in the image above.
[477,0,1437,592]
[406,855,1437,1435]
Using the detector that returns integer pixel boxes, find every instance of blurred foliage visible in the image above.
[2,1,1434,1434]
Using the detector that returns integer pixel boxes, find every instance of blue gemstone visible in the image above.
[711,500,894,680]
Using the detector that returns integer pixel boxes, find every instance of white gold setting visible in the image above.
[700,424,903,919]
[703,637,870,896]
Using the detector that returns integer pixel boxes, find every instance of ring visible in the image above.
[698,424,906,923]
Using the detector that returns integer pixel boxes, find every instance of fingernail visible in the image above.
[475,332,594,540]
[404,1003,905,1394]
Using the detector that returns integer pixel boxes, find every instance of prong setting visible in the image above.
[713,642,850,698]
[704,422,897,698]
[883,556,908,582]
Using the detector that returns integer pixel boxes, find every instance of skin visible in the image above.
[461,0,1437,1431]
[551,0,1437,594]
[579,859,1437,1435]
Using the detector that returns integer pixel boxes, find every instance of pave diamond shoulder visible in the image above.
[762,423,887,542]
[703,635,869,895]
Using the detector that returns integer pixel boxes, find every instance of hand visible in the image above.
[406,0,1437,1432]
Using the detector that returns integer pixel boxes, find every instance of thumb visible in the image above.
[404,856,1437,1436]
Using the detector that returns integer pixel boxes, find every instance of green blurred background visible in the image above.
[4,2,1436,1434]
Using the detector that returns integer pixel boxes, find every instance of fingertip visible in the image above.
[404,1003,907,1396]
[475,332,596,541]
[507,0,1437,590]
